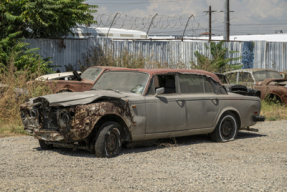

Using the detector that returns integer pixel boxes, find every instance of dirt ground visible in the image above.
[0,121,286,191]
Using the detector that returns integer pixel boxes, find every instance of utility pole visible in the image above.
[204,6,216,42]
[222,0,234,41]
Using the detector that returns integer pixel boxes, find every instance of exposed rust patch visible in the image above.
[20,99,134,142]
[71,100,134,139]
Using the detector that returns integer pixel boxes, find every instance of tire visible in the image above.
[38,140,54,150]
[209,112,238,142]
[95,122,122,158]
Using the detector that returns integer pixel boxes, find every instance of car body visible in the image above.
[225,69,287,103]
[30,66,125,93]
[35,71,82,81]
[20,68,264,157]
[215,73,261,97]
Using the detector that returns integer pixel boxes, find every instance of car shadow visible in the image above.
[237,131,267,140]
[33,132,266,157]
[34,147,96,158]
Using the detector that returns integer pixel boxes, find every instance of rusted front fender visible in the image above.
[32,99,134,142]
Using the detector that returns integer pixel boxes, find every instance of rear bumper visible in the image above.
[253,115,265,122]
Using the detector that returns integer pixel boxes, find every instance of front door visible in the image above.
[145,74,187,133]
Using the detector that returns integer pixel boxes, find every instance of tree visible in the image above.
[0,0,97,72]
[191,41,242,73]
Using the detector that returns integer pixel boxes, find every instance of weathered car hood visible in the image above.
[33,90,129,107]
[258,78,287,86]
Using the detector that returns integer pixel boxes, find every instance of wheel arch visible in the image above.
[266,93,282,103]
[215,108,241,129]
[55,88,74,93]
[88,114,132,143]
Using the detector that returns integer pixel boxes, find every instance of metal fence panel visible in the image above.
[26,37,287,72]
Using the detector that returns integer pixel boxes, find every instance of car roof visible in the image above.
[103,68,221,83]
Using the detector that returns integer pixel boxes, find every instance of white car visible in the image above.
[35,71,82,81]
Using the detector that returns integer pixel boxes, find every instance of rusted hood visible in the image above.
[33,90,129,107]
[259,78,287,86]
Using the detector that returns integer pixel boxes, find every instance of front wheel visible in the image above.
[209,112,238,142]
[95,122,122,158]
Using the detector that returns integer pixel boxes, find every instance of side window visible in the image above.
[238,72,253,83]
[210,79,227,94]
[226,73,237,84]
[148,75,177,94]
[204,77,214,93]
[179,74,204,93]
[178,74,214,94]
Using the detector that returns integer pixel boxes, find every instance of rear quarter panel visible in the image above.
[216,93,261,128]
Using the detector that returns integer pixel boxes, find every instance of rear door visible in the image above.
[178,74,220,129]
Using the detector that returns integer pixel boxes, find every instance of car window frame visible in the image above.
[145,73,180,96]
[177,73,215,95]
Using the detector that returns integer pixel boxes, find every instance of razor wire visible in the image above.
[92,13,214,35]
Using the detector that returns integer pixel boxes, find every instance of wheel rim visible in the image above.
[219,115,237,141]
[106,133,117,152]
[105,129,120,156]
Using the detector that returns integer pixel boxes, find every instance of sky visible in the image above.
[85,0,287,36]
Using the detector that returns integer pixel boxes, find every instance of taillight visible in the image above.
[254,111,258,115]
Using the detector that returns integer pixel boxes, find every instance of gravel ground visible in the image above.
[0,121,286,192]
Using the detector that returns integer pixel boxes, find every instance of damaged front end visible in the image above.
[20,96,134,142]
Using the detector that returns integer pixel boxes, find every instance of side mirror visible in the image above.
[155,87,164,97]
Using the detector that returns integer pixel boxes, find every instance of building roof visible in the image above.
[225,68,278,73]
[199,32,215,36]
[193,33,287,42]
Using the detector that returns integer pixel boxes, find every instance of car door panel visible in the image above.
[145,95,186,133]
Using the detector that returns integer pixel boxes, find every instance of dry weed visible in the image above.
[0,57,54,135]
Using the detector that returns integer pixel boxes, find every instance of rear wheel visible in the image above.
[38,140,54,150]
[95,122,122,158]
[209,112,238,142]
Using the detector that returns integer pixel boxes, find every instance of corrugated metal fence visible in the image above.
[25,38,287,72]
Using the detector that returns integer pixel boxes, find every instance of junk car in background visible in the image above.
[215,73,261,97]
[20,69,264,158]
[30,66,125,93]
[225,69,287,103]
[35,71,82,81]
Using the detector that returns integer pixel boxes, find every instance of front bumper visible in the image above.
[253,115,265,122]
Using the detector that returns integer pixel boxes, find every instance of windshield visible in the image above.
[253,70,282,81]
[81,67,102,81]
[92,71,149,95]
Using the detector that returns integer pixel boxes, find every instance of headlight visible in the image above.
[60,111,70,124]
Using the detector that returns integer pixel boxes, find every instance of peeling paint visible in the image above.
[20,99,134,142]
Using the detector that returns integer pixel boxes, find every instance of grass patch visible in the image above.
[261,100,287,121]
[0,120,29,138]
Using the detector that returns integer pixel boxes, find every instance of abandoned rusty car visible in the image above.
[20,68,265,157]
[225,69,287,103]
